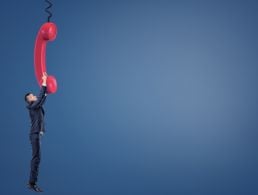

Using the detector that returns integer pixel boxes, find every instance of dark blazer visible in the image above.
[27,86,47,134]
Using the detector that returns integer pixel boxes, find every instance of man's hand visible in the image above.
[42,72,48,86]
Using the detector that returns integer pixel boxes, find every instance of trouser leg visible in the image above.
[29,134,41,184]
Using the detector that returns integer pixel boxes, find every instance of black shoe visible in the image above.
[27,183,43,192]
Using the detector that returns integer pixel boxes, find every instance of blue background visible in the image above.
[0,0,258,194]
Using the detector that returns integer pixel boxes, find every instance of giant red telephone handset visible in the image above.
[34,22,58,94]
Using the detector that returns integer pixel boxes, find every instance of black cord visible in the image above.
[45,0,53,22]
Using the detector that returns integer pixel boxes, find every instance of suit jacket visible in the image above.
[27,86,47,134]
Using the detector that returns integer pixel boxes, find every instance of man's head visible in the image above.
[25,93,37,104]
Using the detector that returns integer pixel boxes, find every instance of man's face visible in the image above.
[27,93,37,103]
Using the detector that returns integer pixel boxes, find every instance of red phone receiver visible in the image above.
[34,22,58,94]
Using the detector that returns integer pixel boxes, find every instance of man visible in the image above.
[25,72,48,192]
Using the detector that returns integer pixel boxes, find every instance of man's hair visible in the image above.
[24,92,32,104]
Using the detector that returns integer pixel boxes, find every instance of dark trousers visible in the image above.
[29,133,41,184]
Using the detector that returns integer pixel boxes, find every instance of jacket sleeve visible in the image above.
[28,86,47,109]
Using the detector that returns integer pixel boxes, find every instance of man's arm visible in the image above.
[28,73,48,109]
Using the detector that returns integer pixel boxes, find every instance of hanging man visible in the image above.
[24,72,48,192]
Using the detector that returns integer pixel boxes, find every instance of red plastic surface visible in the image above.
[34,22,58,94]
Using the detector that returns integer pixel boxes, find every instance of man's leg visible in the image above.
[29,133,41,184]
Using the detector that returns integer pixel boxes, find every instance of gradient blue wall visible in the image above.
[0,0,258,194]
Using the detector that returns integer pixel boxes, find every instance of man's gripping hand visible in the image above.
[42,72,48,86]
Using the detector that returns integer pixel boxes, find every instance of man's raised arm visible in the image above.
[28,73,48,109]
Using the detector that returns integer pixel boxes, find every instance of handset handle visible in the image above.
[34,22,58,94]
